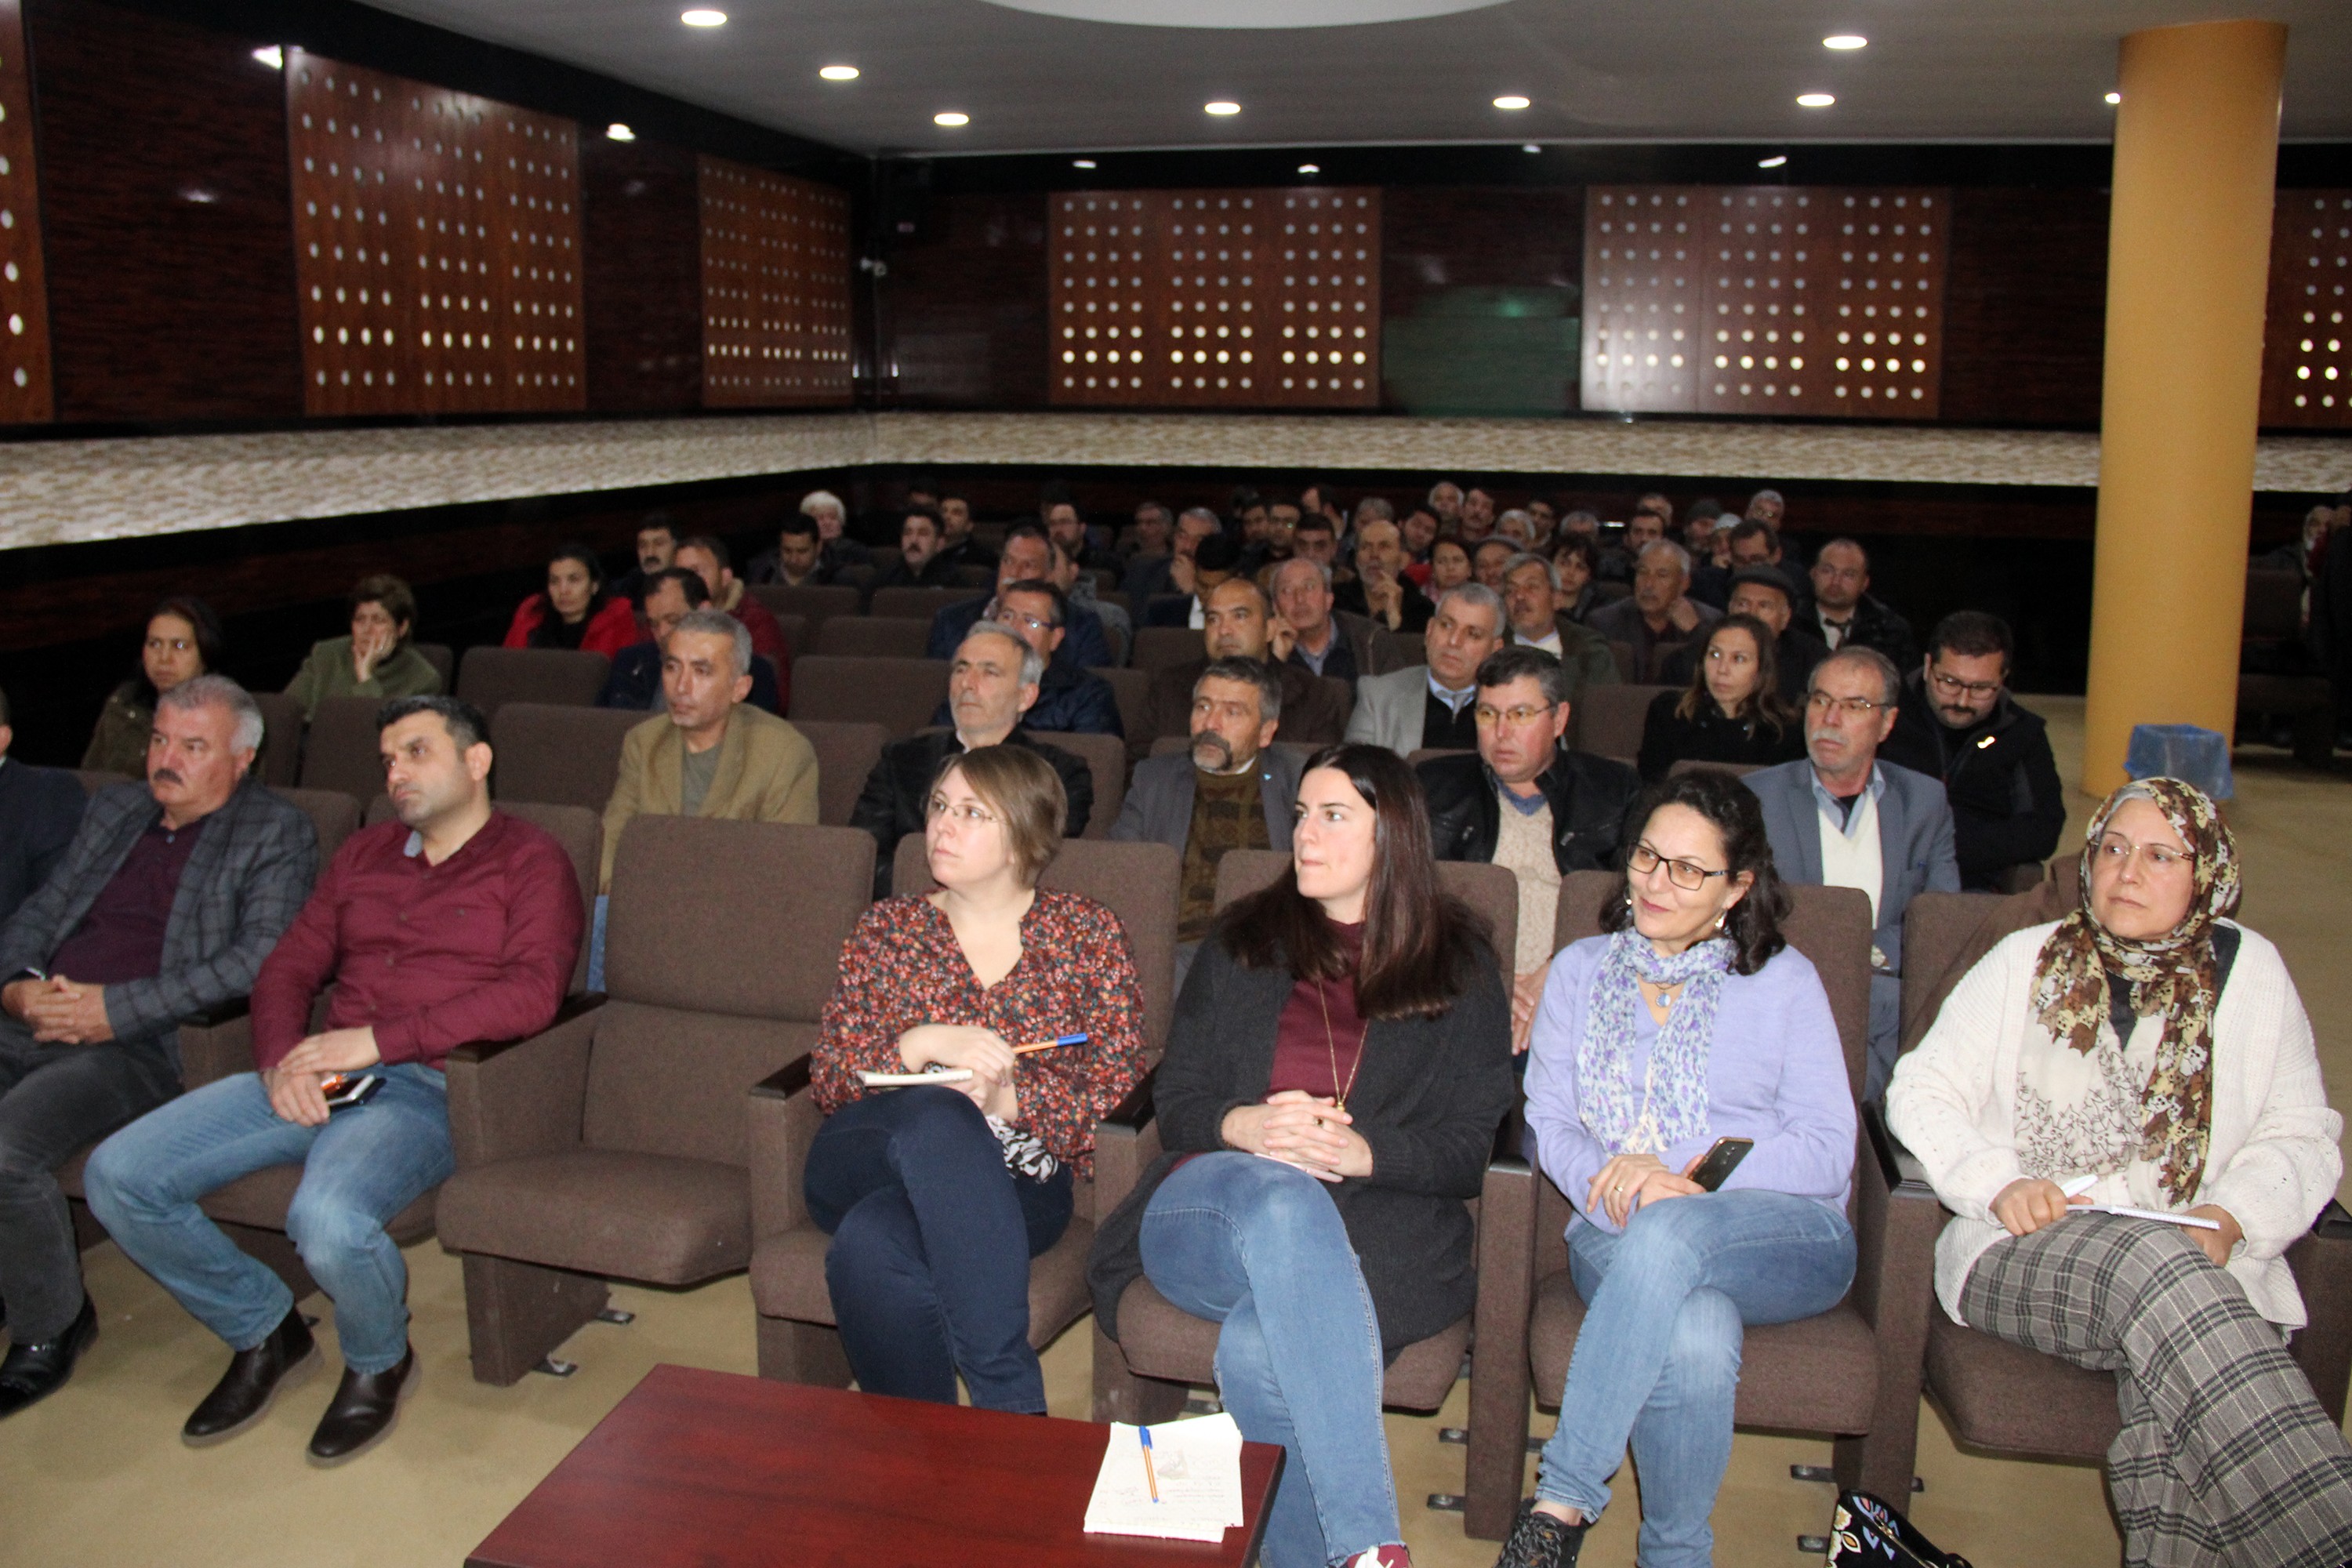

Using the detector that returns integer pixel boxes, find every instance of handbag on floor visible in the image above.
[1828,1490,1974,1568]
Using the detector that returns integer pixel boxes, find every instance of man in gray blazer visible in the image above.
[0,676,316,1414]
[1744,645,1959,1101]
[1346,583,1508,759]
[1112,658,1302,993]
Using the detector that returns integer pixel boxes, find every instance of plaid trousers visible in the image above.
[1961,1212,2352,1568]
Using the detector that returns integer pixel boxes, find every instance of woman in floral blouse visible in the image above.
[807,745,1147,1413]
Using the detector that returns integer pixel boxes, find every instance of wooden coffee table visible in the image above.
[468,1364,1283,1567]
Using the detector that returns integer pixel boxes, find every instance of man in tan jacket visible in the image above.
[598,608,818,894]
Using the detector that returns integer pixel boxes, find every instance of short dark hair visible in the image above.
[1476,644,1571,706]
[637,511,676,542]
[1194,533,1243,573]
[1726,518,1780,555]
[902,502,943,533]
[0,682,11,727]
[648,566,711,608]
[1929,610,2014,670]
[1196,655,1283,722]
[350,574,418,630]
[1003,521,1051,550]
[1552,535,1599,575]
[1294,514,1336,539]
[996,577,1067,627]
[676,534,731,571]
[1601,770,1791,976]
[779,512,819,542]
[378,693,488,753]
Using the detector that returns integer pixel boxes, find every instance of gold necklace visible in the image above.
[1315,974,1370,1112]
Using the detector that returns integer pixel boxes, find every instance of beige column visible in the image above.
[2082,19,2287,794]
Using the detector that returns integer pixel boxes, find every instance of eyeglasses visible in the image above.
[1473,702,1557,728]
[925,797,998,827]
[1628,843,1734,891]
[997,612,1055,634]
[2095,834,2187,873]
[1929,670,2003,699]
[1806,691,1886,718]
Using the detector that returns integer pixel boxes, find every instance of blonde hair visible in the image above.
[931,746,1065,886]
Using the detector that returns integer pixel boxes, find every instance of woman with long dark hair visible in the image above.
[500,542,638,655]
[1496,771,1856,1568]
[82,597,227,775]
[1635,612,1803,782]
[1090,743,1515,1568]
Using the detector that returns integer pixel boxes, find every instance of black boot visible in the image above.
[0,1295,97,1418]
[307,1345,417,1465]
[1492,1498,1590,1568]
[183,1308,318,1445]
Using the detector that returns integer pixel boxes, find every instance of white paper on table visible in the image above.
[855,1069,975,1087]
[1082,1412,1247,1543]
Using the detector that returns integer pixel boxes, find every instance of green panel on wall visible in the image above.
[1383,286,1577,416]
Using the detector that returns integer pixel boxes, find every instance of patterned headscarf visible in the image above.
[2024,778,2240,1204]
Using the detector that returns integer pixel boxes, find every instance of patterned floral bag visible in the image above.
[1828,1490,1973,1568]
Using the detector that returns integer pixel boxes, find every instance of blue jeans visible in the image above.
[804,1088,1071,1414]
[586,895,609,993]
[85,1065,455,1375]
[1537,1190,1856,1568]
[1140,1152,1401,1568]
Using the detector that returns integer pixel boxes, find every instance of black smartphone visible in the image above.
[320,1073,384,1112]
[1688,1135,1755,1192]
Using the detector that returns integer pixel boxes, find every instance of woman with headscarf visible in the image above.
[1889,778,2352,1568]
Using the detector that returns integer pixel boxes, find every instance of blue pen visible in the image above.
[1139,1425,1160,1503]
[1014,1033,1090,1056]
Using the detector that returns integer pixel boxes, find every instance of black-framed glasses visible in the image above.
[1929,669,2002,699]
[1628,843,1734,891]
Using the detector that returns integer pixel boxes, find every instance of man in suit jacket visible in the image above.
[1586,539,1722,683]
[1499,553,1619,707]
[1744,645,1960,1100]
[0,686,85,927]
[927,524,1112,670]
[598,568,784,716]
[1141,577,1350,762]
[0,677,316,1414]
[1346,583,1509,758]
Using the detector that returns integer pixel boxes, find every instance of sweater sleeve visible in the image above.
[2200,938,2345,1263]
[1885,931,2032,1224]
[1695,956,1856,1205]
[1523,941,1619,1223]
[1013,902,1149,1176]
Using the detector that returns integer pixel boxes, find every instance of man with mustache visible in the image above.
[0,676,315,1417]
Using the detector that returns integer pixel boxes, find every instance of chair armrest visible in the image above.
[1090,1065,1161,1218]
[180,996,251,1029]
[1852,1103,1946,1335]
[174,1009,256,1089]
[1466,1156,1539,1537]
[747,1053,819,1243]
[1472,1158,1537,1351]
[2286,1199,2352,1427]
[442,995,605,1170]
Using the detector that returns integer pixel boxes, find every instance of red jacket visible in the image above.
[502,594,641,656]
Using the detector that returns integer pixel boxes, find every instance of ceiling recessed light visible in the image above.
[1796,93,1836,108]
[819,64,859,81]
[681,9,726,26]
[1493,94,1530,111]
[934,111,970,127]
[1759,154,1788,169]
[1823,34,1866,50]
[2105,91,2122,105]
[1205,100,1241,115]
[1522,143,1541,154]
[606,123,636,141]
[251,44,284,69]
[1298,162,1320,174]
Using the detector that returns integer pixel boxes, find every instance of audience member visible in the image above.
[1300,481,1345,532]
[1880,611,2065,890]
[1635,615,1806,782]
[799,488,873,575]
[597,567,783,715]
[747,513,839,590]
[1801,538,1918,667]
[1272,557,1370,684]
[1111,659,1301,988]
[931,524,1112,668]
[85,596,227,775]
[1337,518,1431,634]
[1889,779,2352,1568]
[1496,509,1537,550]
[285,575,444,724]
[1660,566,1824,704]
[1120,500,1174,563]
[1588,542,1722,683]
[607,513,677,607]
[1745,488,1786,527]
[0,684,84,927]
[674,535,790,668]
[87,695,579,1461]
[928,582,1121,736]
[1291,513,1341,574]
[1044,495,1112,572]
[1744,646,1958,1096]
[1399,503,1440,569]
[1049,535,1131,656]
[869,504,963,593]
[1551,537,1605,623]
[1682,509,1719,558]
[1428,481,1465,532]
[1722,518,1786,572]
[1461,487,1497,544]
[1473,538,1519,592]
[501,542,638,656]
[1425,537,1472,599]
[1348,583,1508,757]
[0,677,316,1417]
[851,625,1093,899]
[1088,743,1513,1568]
[1501,554,1617,706]
[1143,533,1244,630]
[1143,579,1350,759]
[933,493,996,576]
[1241,494,1300,575]
[1501,771,1854,1568]
[1560,510,1601,542]
[1122,506,1221,604]
[1421,647,1640,1051]
[1525,499,1559,553]
[809,746,1147,1412]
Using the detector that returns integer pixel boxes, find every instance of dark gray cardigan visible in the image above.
[1087,933,1515,1357]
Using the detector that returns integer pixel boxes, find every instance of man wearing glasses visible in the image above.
[1744,646,1959,1099]
[1880,611,2066,892]
[926,580,1120,737]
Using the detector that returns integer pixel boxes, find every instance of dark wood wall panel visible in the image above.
[1940,187,2107,426]
[699,154,853,407]
[0,0,51,421]
[27,0,301,422]
[884,191,1047,408]
[2261,191,2352,430]
[582,135,702,411]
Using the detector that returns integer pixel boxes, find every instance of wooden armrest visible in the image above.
[748,1052,821,1240]
[442,997,606,1169]
[1468,1156,1539,1535]
[753,1052,815,1102]
[2287,1200,2352,1427]
[1091,1065,1161,1217]
[445,993,606,1068]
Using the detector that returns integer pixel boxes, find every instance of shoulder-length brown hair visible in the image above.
[928,745,1066,887]
[1673,612,1795,737]
[1217,742,1491,1019]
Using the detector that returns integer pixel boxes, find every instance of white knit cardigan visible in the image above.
[1886,919,2342,1330]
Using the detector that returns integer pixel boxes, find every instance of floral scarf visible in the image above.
[1577,925,1734,1154]
[2020,779,2240,1205]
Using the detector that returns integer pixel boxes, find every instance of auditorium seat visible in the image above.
[794,719,889,828]
[1406,747,1475,768]
[1573,681,1671,760]
[1370,626,1425,676]
[250,690,304,788]
[456,646,613,720]
[279,786,363,866]
[770,613,808,662]
[788,655,949,739]
[1129,626,1202,676]
[1025,728,1127,837]
[812,616,933,661]
[413,642,456,691]
[1091,666,1150,743]
[869,586,970,623]
[2238,566,2333,768]
[749,583,858,637]
[436,817,873,1384]
[1668,756,1763,779]
[296,695,391,803]
[359,796,600,993]
[489,703,647,811]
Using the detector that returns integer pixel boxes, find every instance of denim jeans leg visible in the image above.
[585,895,609,994]
[84,1074,321,1352]
[281,1064,453,1374]
[1624,1286,1743,1567]
[1140,1152,1403,1568]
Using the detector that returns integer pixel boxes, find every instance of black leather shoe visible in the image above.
[0,1295,97,1418]
[307,1345,417,1465]
[182,1308,318,1445]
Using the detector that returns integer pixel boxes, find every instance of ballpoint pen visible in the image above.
[1139,1425,1160,1504]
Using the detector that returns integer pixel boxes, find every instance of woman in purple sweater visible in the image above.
[1494,770,1857,1568]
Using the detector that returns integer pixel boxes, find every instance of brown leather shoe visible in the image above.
[182,1308,318,1445]
[306,1345,417,1465]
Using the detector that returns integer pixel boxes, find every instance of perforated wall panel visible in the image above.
[698,155,854,408]
[1048,187,1381,409]
[0,0,50,423]
[1585,185,1948,420]
[287,50,585,417]
[2262,191,2352,430]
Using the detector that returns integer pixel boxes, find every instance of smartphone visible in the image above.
[319,1073,384,1112]
[1688,1135,1755,1192]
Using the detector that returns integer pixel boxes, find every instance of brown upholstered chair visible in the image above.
[794,719,891,828]
[1570,682,1671,761]
[2237,567,2334,768]
[769,614,807,662]
[1370,627,1424,676]
[1606,639,1637,684]
[1894,887,2352,1465]
[412,642,456,691]
[1090,850,1530,1492]
[1406,747,1475,768]
[71,770,123,793]
[295,695,391,804]
[488,703,647,811]
[788,655,951,739]
[250,690,304,788]
[1667,756,1763,780]
[455,645,612,720]
[869,586,970,623]
[1091,666,1151,745]
[435,817,871,1383]
[749,583,859,634]
[813,616,934,661]
[1463,872,1942,1537]
[1130,626,1203,676]
[1026,729,1128,837]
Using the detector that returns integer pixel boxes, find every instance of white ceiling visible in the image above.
[358,0,2352,157]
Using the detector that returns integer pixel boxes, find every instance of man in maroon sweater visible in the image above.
[86,695,581,1465]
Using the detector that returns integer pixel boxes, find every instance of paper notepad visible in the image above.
[2056,1174,2222,1229]
[1082,1413,1246,1544]
[855,1069,975,1087]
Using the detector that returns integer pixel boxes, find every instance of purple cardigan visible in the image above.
[1524,935,1857,1235]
